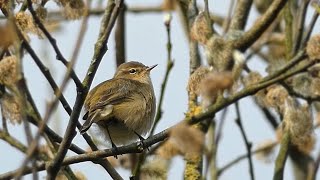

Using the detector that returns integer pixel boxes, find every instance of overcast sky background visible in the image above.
[1,0,320,179]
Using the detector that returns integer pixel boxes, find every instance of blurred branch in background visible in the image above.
[115,2,126,67]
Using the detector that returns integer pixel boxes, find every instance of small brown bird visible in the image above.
[80,61,156,149]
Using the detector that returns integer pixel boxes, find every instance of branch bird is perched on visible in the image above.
[80,61,157,151]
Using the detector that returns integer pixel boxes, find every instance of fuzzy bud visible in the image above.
[187,66,212,97]
[205,36,233,71]
[0,25,16,49]
[265,85,288,113]
[190,12,213,44]
[163,13,172,27]
[282,98,315,154]
[168,122,205,158]
[307,34,320,60]
[255,139,277,163]
[0,93,22,124]
[63,0,85,19]
[140,157,169,180]
[199,71,233,106]
[0,56,19,86]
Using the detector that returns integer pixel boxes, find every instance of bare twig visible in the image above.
[26,0,82,89]
[301,2,320,48]
[218,141,278,176]
[281,82,320,102]
[151,14,174,136]
[1,105,8,134]
[188,0,201,75]
[0,130,27,153]
[222,0,235,33]
[273,131,290,180]
[69,1,91,69]
[284,2,293,59]
[203,0,214,35]
[234,0,287,51]
[235,102,255,180]
[311,148,320,180]
[256,104,279,129]
[0,85,8,134]
[115,3,126,67]
[228,0,253,31]
[215,107,228,145]
[293,0,310,53]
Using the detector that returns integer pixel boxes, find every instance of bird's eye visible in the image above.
[129,68,137,74]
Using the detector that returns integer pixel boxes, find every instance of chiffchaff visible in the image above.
[80,61,157,149]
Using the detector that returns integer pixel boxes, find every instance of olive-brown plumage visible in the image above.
[80,61,156,147]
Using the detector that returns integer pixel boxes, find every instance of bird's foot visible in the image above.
[134,132,149,151]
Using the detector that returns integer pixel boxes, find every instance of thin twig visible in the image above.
[188,0,201,75]
[215,107,228,145]
[218,141,278,176]
[281,82,320,102]
[260,50,306,83]
[228,0,253,31]
[204,0,214,35]
[21,41,73,119]
[207,121,217,180]
[0,129,28,153]
[234,0,287,51]
[69,1,91,69]
[284,2,293,59]
[311,148,320,180]
[222,0,235,34]
[301,2,320,48]
[235,102,255,180]
[115,3,126,67]
[151,14,174,136]
[256,103,279,129]
[273,130,290,180]
[26,0,82,89]
[1,105,8,134]
[293,0,310,54]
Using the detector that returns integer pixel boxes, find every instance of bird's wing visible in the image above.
[87,78,138,112]
[81,79,139,133]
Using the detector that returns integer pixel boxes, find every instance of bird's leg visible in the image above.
[133,131,149,151]
[106,126,119,158]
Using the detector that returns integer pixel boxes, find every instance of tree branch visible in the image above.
[273,130,290,180]
[235,102,255,180]
[228,0,253,31]
[234,0,287,51]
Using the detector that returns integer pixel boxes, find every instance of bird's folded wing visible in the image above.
[87,78,139,113]
[81,79,140,133]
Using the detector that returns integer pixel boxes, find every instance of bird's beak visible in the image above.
[146,64,158,71]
